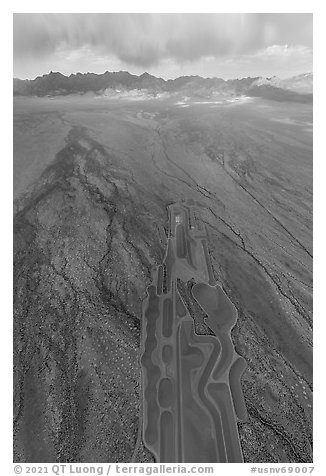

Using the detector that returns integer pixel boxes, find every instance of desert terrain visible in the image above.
[13,94,312,463]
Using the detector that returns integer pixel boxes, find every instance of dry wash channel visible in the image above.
[140,200,248,463]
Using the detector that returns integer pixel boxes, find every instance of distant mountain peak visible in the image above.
[48,71,65,77]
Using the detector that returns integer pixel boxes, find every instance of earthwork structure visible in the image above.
[141,200,248,463]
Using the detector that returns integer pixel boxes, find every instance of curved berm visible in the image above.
[140,201,247,462]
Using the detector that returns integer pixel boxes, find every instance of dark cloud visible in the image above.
[13,13,312,69]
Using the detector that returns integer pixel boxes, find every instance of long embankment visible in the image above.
[140,199,247,463]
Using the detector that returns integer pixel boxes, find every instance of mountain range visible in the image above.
[13,71,313,103]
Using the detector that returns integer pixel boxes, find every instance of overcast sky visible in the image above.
[13,13,313,80]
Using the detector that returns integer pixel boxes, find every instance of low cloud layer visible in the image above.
[13,13,313,79]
